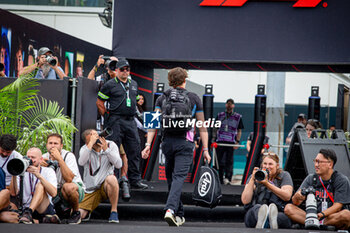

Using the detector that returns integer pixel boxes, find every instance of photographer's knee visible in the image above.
[284,203,293,216]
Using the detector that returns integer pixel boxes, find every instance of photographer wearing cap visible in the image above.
[97,58,148,191]
[19,47,65,80]
[10,148,58,224]
[284,149,350,230]
[42,133,85,224]
[241,152,293,229]
[78,129,122,223]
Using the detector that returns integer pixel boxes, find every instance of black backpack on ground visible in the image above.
[192,163,222,208]
[161,88,192,134]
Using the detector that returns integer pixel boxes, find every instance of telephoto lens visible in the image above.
[104,59,117,70]
[46,56,57,66]
[301,187,320,229]
[7,157,33,176]
[255,169,269,181]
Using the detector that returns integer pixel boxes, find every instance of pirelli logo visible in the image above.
[200,0,324,8]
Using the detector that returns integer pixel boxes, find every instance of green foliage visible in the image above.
[0,76,77,155]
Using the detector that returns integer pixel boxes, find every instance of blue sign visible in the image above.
[143,111,162,129]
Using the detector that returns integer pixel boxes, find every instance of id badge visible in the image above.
[126,98,131,107]
[320,201,328,225]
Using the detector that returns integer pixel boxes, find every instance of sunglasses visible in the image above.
[119,67,130,72]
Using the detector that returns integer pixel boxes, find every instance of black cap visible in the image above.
[116,59,130,69]
[226,98,234,104]
[298,113,306,119]
[38,47,52,57]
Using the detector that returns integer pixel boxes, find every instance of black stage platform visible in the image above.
[121,181,244,206]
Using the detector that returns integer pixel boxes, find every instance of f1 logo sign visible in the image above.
[199,0,322,7]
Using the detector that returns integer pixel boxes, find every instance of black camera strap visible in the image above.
[89,155,102,177]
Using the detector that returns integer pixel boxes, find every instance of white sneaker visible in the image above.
[268,203,278,229]
[223,178,230,185]
[176,216,185,226]
[164,209,178,227]
[255,204,268,228]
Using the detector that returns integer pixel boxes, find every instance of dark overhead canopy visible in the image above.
[114,0,350,72]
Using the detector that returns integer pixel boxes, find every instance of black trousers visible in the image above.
[216,145,234,183]
[107,115,141,184]
[162,137,194,217]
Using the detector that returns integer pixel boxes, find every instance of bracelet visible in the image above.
[145,143,151,147]
[320,212,326,220]
[203,148,208,151]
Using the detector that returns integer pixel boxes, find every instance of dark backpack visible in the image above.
[0,167,6,191]
[161,88,193,134]
[192,163,222,208]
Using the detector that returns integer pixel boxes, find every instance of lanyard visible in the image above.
[319,176,334,203]
[29,167,42,196]
[1,155,11,169]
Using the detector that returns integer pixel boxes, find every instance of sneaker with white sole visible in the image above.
[81,211,91,222]
[255,204,268,228]
[176,216,185,226]
[223,178,230,185]
[268,203,278,229]
[108,211,119,223]
[164,209,178,227]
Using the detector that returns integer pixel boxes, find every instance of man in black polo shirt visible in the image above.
[142,67,211,226]
[96,59,147,190]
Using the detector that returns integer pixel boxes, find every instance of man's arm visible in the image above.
[103,139,122,169]
[196,111,211,163]
[18,63,38,77]
[319,202,343,220]
[96,99,106,115]
[50,148,75,183]
[88,55,105,80]
[142,129,156,159]
[27,166,57,197]
[52,65,65,80]
[9,176,18,196]
[292,190,306,206]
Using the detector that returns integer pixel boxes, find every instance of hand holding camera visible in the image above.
[255,168,269,183]
[50,147,62,162]
[26,165,41,177]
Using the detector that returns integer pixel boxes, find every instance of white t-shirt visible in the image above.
[19,166,57,208]
[43,149,84,190]
[0,150,22,186]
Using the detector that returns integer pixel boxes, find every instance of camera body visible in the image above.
[301,186,320,229]
[46,56,57,66]
[101,56,117,70]
[95,127,113,145]
[46,159,59,171]
[255,169,269,181]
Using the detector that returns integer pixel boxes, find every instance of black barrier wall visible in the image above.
[285,129,350,190]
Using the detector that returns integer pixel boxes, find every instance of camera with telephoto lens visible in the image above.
[255,169,269,181]
[7,157,33,176]
[301,187,320,229]
[46,159,59,171]
[102,56,117,70]
[46,56,57,66]
[95,127,113,145]
[0,62,4,71]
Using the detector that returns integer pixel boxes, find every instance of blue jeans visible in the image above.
[162,137,194,217]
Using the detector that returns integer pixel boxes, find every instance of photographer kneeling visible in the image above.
[78,129,122,223]
[284,148,350,230]
[241,152,293,229]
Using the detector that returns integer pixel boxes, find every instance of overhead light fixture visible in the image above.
[99,0,112,28]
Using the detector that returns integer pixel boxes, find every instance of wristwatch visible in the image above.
[145,143,151,147]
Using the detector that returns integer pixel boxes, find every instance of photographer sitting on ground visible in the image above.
[19,47,65,79]
[42,133,85,224]
[284,148,350,230]
[0,167,18,223]
[10,148,58,224]
[241,152,293,229]
[78,129,122,223]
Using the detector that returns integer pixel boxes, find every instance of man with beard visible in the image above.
[19,47,65,79]
[42,133,85,224]
[10,148,58,224]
